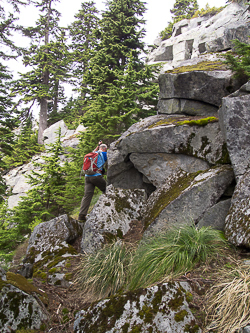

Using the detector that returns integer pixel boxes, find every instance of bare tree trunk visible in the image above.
[38,98,48,144]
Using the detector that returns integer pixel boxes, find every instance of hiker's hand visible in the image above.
[98,140,102,145]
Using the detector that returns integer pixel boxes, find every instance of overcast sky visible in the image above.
[16,0,226,45]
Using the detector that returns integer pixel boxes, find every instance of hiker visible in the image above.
[78,141,107,222]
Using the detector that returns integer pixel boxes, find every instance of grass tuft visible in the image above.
[128,224,229,290]
[205,264,250,333]
[75,241,134,300]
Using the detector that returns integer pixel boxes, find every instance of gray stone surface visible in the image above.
[197,198,232,231]
[225,170,250,248]
[43,120,86,148]
[27,214,82,257]
[219,94,250,180]
[74,281,201,333]
[110,115,227,165]
[8,193,27,209]
[81,185,146,254]
[43,120,68,145]
[158,70,241,107]
[24,215,83,286]
[130,153,209,188]
[157,98,218,116]
[143,165,234,237]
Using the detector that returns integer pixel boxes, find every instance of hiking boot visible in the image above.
[78,214,86,222]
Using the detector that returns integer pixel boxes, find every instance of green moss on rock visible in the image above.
[176,117,218,126]
[144,171,200,229]
[175,309,188,322]
[165,60,226,74]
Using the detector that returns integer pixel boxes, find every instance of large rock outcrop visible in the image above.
[147,2,250,70]
[107,114,229,190]
[74,281,201,333]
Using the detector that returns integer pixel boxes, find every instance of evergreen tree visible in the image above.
[3,117,44,168]
[0,129,67,260]
[224,39,250,78]
[68,1,99,111]
[12,0,70,144]
[80,0,160,148]
[170,0,198,20]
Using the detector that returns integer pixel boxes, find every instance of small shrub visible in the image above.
[75,241,134,299]
[205,265,250,333]
[192,4,224,18]
[128,224,229,290]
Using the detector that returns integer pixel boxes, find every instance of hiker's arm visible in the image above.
[93,140,102,152]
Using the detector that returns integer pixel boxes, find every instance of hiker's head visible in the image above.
[99,144,107,152]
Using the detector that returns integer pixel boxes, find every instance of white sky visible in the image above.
[16,0,227,45]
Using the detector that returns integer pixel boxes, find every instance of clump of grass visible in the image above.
[75,241,134,300]
[205,265,250,333]
[128,224,229,290]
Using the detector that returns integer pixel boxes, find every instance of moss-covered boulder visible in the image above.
[81,185,146,254]
[225,170,250,248]
[142,165,234,236]
[0,270,48,332]
[74,281,201,333]
[22,215,82,287]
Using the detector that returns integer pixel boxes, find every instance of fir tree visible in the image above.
[68,1,99,113]
[224,39,250,79]
[0,128,68,260]
[3,117,44,168]
[80,0,160,148]
[170,0,198,20]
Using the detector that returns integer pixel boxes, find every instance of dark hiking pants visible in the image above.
[79,175,106,217]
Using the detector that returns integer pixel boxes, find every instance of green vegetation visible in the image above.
[176,117,218,126]
[192,4,224,18]
[3,117,44,168]
[160,0,198,40]
[129,224,228,290]
[76,225,229,299]
[166,60,226,74]
[75,241,133,299]
[224,39,250,78]
[206,265,250,332]
[160,1,224,41]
